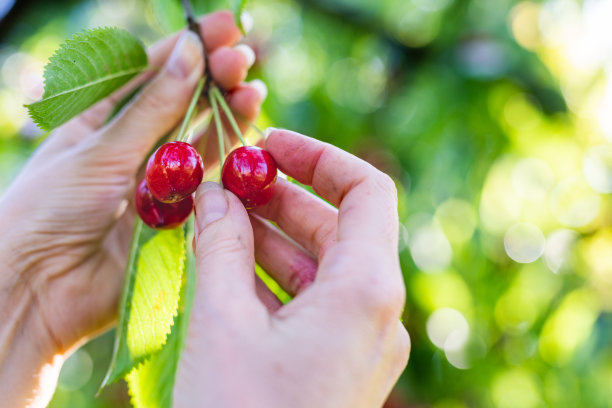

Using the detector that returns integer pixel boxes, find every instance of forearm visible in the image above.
[0,259,62,407]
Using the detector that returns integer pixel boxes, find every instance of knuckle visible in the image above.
[197,233,246,258]
[394,326,411,369]
[194,183,210,206]
[380,281,406,318]
[389,283,406,313]
[136,88,169,115]
[311,221,336,251]
[373,171,398,204]
[348,270,405,320]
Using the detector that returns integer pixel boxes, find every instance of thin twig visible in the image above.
[180,0,212,91]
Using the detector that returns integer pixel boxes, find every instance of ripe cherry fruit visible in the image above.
[221,146,278,209]
[135,179,194,230]
[145,141,204,203]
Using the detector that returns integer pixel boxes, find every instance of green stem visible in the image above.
[232,109,266,139]
[209,88,225,169]
[176,77,205,143]
[249,122,266,138]
[99,218,142,391]
[211,85,247,147]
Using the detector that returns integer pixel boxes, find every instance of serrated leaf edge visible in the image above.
[99,223,186,390]
[125,221,193,408]
[26,26,147,131]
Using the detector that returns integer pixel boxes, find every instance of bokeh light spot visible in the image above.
[544,228,579,274]
[504,222,546,263]
[510,2,542,50]
[57,349,93,391]
[492,368,543,408]
[411,272,474,317]
[435,198,477,245]
[550,176,600,227]
[426,308,469,349]
[583,145,612,193]
[512,158,555,199]
[539,288,600,365]
[409,224,452,272]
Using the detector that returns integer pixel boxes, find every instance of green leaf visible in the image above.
[105,82,145,124]
[101,221,186,388]
[256,263,292,304]
[126,315,182,408]
[127,220,197,408]
[234,0,249,35]
[26,27,148,131]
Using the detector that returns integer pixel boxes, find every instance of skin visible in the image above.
[176,130,409,408]
[0,11,262,407]
[0,10,409,408]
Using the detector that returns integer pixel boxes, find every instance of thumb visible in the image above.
[101,30,204,159]
[192,182,267,321]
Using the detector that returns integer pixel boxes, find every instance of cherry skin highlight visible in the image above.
[145,141,204,203]
[221,146,278,209]
[135,179,194,230]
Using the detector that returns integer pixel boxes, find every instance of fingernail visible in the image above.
[264,127,277,139]
[234,44,256,68]
[240,11,254,34]
[249,79,268,100]
[196,182,228,230]
[167,31,203,78]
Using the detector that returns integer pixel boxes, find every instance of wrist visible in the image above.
[0,242,63,407]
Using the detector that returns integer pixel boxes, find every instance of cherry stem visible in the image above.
[176,77,205,143]
[249,122,265,139]
[210,85,247,147]
[209,88,226,169]
[232,109,265,139]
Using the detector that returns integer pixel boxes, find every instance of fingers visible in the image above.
[251,179,337,259]
[146,11,243,68]
[200,81,267,167]
[191,182,267,323]
[254,275,283,313]
[59,11,244,136]
[265,129,399,250]
[393,322,411,377]
[372,322,411,406]
[264,130,404,326]
[250,214,318,296]
[209,45,255,90]
[199,10,244,53]
[97,31,204,166]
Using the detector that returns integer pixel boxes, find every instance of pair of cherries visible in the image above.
[135,141,277,230]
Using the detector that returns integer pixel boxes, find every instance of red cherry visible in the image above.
[135,179,193,230]
[145,141,204,203]
[221,146,277,209]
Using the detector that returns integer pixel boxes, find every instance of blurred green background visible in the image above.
[2,0,612,406]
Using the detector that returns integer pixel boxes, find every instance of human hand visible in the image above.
[0,11,265,407]
[175,130,409,408]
